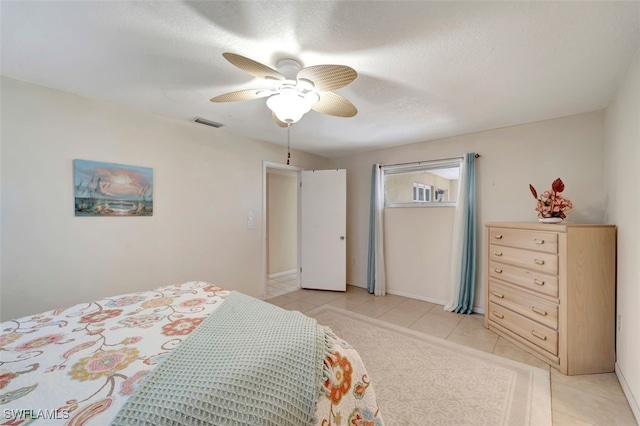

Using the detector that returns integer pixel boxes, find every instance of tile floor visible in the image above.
[265,272,299,298]
[266,285,638,426]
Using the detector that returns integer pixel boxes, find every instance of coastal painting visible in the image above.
[74,159,153,216]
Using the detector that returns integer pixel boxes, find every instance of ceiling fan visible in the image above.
[210,52,358,127]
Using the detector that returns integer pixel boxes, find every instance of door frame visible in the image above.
[262,161,302,299]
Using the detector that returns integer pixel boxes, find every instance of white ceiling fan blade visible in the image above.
[210,89,273,103]
[311,91,358,117]
[222,52,285,81]
[297,65,357,91]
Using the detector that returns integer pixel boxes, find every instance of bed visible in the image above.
[0,281,383,425]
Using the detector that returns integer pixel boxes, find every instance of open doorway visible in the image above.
[262,162,300,299]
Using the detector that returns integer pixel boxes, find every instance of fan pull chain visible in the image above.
[287,124,291,165]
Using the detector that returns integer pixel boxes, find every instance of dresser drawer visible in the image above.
[489,261,559,298]
[488,302,558,356]
[489,227,558,254]
[490,244,558,275]
[489,281,558,330]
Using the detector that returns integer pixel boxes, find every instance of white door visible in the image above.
[300,169,346,291]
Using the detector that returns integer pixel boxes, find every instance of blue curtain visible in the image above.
[453,153,477,314]
[366,164,377,294]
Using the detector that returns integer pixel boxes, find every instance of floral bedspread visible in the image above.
[0,282,382,425]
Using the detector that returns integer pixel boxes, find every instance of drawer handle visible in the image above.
[532,307,548,316]
[494,251,503,256]
[492,311,504,319]
[494,234,503,240]
[491,292,504,299]
[493,268,503,274]
[531,330,547,341]
[534,239,545,245]
[534,259,545,265]
[533,279,545,286]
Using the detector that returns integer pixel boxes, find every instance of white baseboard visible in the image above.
[385,289,448,306]
[616,362,640,425]
[268,269,297,279]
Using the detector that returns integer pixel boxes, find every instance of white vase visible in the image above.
[539,217,563,223]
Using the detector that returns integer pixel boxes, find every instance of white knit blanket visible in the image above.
[111,291,333,426]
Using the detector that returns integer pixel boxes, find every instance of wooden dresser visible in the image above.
[484,222,616,375]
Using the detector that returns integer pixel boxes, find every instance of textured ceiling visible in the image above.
[2,1,639,158]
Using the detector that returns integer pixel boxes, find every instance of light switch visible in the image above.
[247,211,254,229]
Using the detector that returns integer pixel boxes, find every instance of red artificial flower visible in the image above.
[529,178,572,219]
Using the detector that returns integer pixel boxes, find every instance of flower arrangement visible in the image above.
[529,178,573,219]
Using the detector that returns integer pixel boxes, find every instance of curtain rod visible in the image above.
[379,153,481,168]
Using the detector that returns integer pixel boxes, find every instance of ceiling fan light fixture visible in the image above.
[212,53,358,126]
[304,91,320,104]
[297,78,315,91]
[266,90,313,124]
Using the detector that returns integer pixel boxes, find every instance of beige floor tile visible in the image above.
[408,311,463,339]
[267,289,636,426]
[356,294,408,311]
[550,369,629,405]
[551,381,637,426]
[346,301,396,318]
[452,313,487,330]
[552,410,597,425]
[394,298,437,313]
[273,273,296,280]
[492,337,551,370]
[281,289,317,300]
[266,288,287,297]
[280,299,320,313]
[427,305,467,319]
[371,295,407,309]
[345,284,368,292]
[377,307,429,328]
[331,290,372,304]
[369,293,407,304]
[297,290,344,305]
[266,275,298,295]
[446,316,499,353]
[264,294,294,307]
[326,297,372,310]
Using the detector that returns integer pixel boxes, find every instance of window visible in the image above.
[384,159,461,208]
[413,183,431,202]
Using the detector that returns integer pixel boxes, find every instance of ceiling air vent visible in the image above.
[194,117,224,128]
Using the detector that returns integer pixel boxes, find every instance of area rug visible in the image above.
[305,305,552,426]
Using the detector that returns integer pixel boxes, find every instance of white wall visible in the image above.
[0,77,329,321]
[384,207,454,303]
[267,171,297,275]
[604,49,640,420]
[329,111,606,308]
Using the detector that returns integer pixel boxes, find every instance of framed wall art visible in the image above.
[74,159,153,216]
